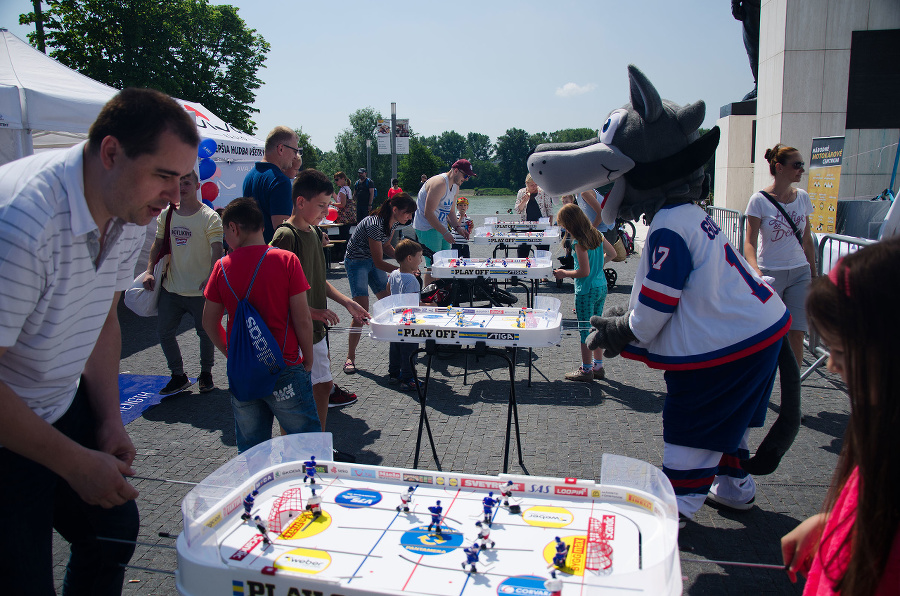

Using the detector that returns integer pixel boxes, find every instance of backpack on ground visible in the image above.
[221,247,289,402]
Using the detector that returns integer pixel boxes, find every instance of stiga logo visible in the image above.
[378,471,402,480]
[554,486,587,497]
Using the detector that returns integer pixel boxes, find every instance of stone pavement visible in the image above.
[52,236,848,595]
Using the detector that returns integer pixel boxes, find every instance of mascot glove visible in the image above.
[586,308,636,358]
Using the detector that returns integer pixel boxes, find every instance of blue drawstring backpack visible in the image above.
[221,248,289,402]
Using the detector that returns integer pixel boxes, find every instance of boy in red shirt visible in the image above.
[202,198,319,452]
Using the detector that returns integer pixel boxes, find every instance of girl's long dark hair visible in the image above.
[556,203,602,250]
[806,236,900,594]
[374,193,416,235]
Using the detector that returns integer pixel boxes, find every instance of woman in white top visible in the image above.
[743,143,818,365]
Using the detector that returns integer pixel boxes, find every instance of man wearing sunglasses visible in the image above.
[242,126,302,243]
[413,159,476,284]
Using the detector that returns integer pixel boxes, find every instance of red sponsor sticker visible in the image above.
[601,514,616,541]
[230,535,262,561]
[564,477,578,484]
[378,471,402,480]
[554,486,588,497]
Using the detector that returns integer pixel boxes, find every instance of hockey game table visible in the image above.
[369,295,562,473]
[175,434,682,596]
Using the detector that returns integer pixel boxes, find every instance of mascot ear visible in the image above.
[628,65,663,124]
[676,101,706,136]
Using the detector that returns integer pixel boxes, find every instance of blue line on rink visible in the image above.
[348,509,401,583]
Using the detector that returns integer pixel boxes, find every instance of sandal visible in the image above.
[343,359,357,374]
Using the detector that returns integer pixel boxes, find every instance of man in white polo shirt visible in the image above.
[0,88,199,594]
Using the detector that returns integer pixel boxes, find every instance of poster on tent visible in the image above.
[808,136,844,234]
[374,118,410,155]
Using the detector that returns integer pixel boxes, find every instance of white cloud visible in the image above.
[555,82,597,98]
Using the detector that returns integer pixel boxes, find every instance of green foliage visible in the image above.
[471,187,517,196]
[549,128,597,143]
[495,127,532,191]
[19,0,269,134]
[398,137,444,193]
[294,128,320,171]
[466,133,493,162]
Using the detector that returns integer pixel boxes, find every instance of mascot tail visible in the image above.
[741,339,801,475]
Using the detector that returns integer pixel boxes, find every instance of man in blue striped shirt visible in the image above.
[0,88,199,595]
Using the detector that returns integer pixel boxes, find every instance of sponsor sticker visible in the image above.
[626,493,654,512]
[351,467,376,479]
[554,486,588,497]
[274,547,331,574]
[497,575,554,596]
[335,489,382,508]
[522,506,574,528]
[403,473,433,484]
[378,470,402,480]
[400,526,463,555]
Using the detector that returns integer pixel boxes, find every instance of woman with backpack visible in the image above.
[743,143,818,365]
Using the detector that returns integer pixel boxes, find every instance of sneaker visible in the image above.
[564,368,593,382]
[332,448,356,463]
[399,378,419,392]
[198,372,215,393]
[388,374,400,385]
[706,493,756,511]
[328,385,358,408]
[593,367,606,380]
[160,374,191,396]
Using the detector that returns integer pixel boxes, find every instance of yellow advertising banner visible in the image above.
[808,136,844,233]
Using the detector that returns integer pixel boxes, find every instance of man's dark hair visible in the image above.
[394,238,423,263]
[391,178,399,186]
[88,88,199,158]
[221,197,264,233]
[292,169,334,200]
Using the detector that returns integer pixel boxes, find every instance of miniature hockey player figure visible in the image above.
[307,487,322,519]
[544,570,563,596]
[553,537,569,568]
[477,523,495,550]
[254,515,271,547]
[500,481,513,506]
[461,543,481,573]
[241,489,259,521]
[427,500,443,536]
[397,486,415,512]
[477,492,499,526]
[303,456,317,484]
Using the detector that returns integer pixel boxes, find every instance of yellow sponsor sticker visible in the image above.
[542,536,587,576]
[522,506,574,528]
[205,513,222,529]
[279,511,332,540]
[626,493,654,512]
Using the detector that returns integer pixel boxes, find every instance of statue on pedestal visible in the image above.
[732,0,761,101]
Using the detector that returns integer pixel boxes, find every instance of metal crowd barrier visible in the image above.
[705,206,746,250]
[801,233,876,382]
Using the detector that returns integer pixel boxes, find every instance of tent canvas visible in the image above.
[0,27,262,206]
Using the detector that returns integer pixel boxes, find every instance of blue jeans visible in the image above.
[157,287,214,375]
[231,364,320,453]
[0,381,139,595]
[345,258,388,298]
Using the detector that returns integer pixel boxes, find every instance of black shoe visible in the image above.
[198,372,215,393]
[160,374,191,396]
[333,448,356,463]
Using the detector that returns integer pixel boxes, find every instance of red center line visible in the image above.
[580,499,596,596]
[400,489,463,591]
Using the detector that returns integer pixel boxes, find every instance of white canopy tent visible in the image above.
[0,27,263,207]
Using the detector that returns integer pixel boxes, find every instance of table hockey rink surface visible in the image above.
[176,462,681,596]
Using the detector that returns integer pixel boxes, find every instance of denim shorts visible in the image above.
[231,364,320,453]
[345,258,388,298]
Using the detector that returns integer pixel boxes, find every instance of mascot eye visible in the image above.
[599,110,626,145]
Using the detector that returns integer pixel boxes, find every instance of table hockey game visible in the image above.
[471,226,561,246]
[430,250,553,281]
[176,436,683,596]
[369,295,562,349]
[483,217,554,230]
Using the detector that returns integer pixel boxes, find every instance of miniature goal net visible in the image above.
[267,488,305,535]
[586,517,613,571]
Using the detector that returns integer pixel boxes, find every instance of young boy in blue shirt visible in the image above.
[387,239,426,390]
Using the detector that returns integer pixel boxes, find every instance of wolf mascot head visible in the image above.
[527,65,719,224]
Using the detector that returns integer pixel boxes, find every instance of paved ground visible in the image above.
[51,229,848,595]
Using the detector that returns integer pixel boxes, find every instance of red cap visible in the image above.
[451,159,476,177]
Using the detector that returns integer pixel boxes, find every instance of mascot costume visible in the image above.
[529,65,800,521]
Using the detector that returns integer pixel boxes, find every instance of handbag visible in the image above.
[124,205,175,316]
[759,191,803,246]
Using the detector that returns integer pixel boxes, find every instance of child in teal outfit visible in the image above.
[553,204,617,382]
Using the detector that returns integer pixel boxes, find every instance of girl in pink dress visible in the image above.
[781,237,900,594]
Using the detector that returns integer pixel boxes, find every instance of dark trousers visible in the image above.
[389,341,418,380]
[0,382,139,595]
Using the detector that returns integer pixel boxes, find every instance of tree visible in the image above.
[466,133,493,162]
[397,137,444,193]
[19,0,269,133]
[549,128,598,143]
[494,128,532,190]
[294,128,320,172]
[333,107,396,206]
[432,131,467,168]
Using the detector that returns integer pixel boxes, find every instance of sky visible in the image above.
[1,0,754,153]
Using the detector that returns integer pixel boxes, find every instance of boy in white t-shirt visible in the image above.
[450,196,473,258]
[145,169,223,394]
[386,239,426,391]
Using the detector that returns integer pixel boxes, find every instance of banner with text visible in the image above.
[808,136,844,233]
[375,119,410,155]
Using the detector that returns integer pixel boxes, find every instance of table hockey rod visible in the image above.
[680,556,786,571]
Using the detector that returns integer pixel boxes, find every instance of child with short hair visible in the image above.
[781,237,900,593]
[202,198,319,452]
[270,169,370,429]
[387,239,425,390]
[552,203,617,382]
[450,197,473,258]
